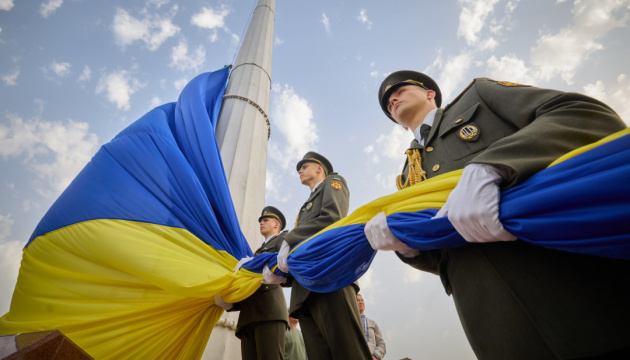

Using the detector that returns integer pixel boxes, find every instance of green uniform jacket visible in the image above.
[397,78,629,359]
[229,231,289,338]
[283,172,353,315]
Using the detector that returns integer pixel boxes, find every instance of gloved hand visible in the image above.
[233,256,253,274]
[364,211,419,257]
[277,240,290,273]
[213,294,233,310]
[262,264,286,284]
[435,163,516,243]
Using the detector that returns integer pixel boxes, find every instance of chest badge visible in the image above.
[330,180,342,190]
[306,202,313,210]
[459,124,480,141]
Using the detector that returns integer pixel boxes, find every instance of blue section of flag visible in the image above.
[27,67,253,258]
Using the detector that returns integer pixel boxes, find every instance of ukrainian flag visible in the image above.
[0,67,263,360]
[252,128,630,293]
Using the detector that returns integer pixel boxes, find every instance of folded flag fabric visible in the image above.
[258,128,630,293]
[0,67,264,360]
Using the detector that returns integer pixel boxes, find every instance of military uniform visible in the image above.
[385,75,630,359]
[284,152,371,360]
[229,208,289,360]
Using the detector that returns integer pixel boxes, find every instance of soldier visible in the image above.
[277,151,371,360]
[226,206,289,360]
[364,70,630,359]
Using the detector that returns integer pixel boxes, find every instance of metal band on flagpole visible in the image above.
[222,94,271,139]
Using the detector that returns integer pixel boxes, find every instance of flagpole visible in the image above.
[203,0,275,358]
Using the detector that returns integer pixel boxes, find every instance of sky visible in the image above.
[1,0,629,359]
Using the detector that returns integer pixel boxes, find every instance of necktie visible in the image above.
[420,124,431,144]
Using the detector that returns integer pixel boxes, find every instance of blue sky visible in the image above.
[1,0,629,358]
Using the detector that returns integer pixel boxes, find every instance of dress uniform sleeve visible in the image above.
[283,175,350,248]
[469,78,626,188]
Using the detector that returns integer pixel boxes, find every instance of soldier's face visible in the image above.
[298,162,322,185]
[259,217,279,237]
[388,85,436,130]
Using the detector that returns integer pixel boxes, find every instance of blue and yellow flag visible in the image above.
[0,67,263,360]
[248,128,630,293]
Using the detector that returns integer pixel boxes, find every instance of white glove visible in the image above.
[233,256,253,273]
[213,294,232,310]
[277,240,290,273]
[364,211,419,257]
[435,163,516,243]
[262,264,286,284]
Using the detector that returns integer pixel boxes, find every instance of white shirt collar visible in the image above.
[311,180,323,193]
[412,108,438,145]
[262,234,276,244]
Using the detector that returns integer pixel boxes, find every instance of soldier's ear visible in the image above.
[426,90,436,100]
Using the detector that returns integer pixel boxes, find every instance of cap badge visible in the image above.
[459,124,480,141]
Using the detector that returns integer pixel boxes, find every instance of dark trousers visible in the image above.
[239,320,286,360]
[447,241,630,360]
[298,285,371,360]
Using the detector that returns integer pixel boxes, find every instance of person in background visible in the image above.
[357,293,386,360]
[285,315,307,360]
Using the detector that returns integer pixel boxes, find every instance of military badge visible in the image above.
[459,124,480,141]
[497,81,529,87]
[330,180,342,190]
[306,202,313,210]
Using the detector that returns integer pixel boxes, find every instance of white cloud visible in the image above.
[486,54,535,84]
[50,60,71,77]
[370,70,379,78]
[2,69,19,86]
[369,125,413,164]
[173,78,188,91]
[147,0,169,9]
[402,262,423,283]
[0,214,13,240]
[77,65,91,83]
[0,114,99,196]
[96,70,145,110]
[0,238,23,315]
[457,0,500,45]
[322,13,331,34]
[274,36,284,45]
[583,74,630,126]
[0,0,14,11]
[437,52,474,102]
[170,40,206,73]
[269,83,317,169]
[191,6,229,29]
[40,0,63,18]
[357,9,372,30]
[530,0,630,84]
[150,96,162,108]
[112,7,180,51]
[365,125,414,190]
[191,6,236,43]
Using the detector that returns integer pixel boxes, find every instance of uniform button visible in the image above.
[426,146,433,152]
[432,164,440,172]
[455,118,463,124]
